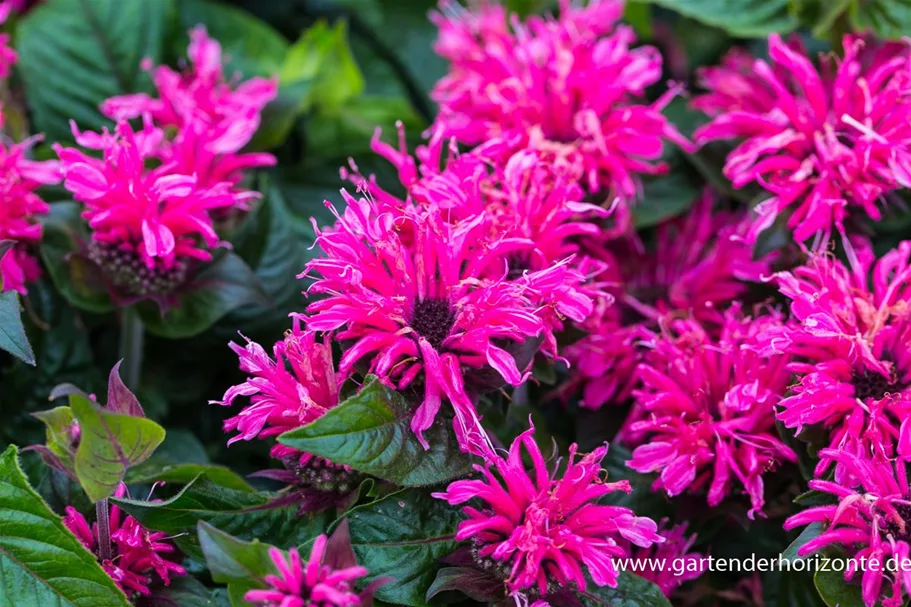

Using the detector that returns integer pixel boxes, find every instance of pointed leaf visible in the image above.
[426,567,504,603]
[31,405,78,473]
[342,488,463,607]
[114,476,331,558]
[279,376,473,487]
[0,445,130,606]
[0,290,35,364]
[198,522,272,605]
[70,393,166,502]
[106,360,144,416]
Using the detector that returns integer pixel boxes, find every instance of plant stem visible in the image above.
[119,305,144,391]
[95,499,112,561]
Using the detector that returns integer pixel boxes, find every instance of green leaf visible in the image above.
[17,0,175,143]
[630,0,797,37]
[32,405,77,471]
[307,95,425,159]
[137,577,224,607]
[198,522,272,606]
[139,252,269,339]
[114,476,331,558]
[782,523,823,561]
[576,572,673,607]
[635,155,702,229]
[814,566,864,607]
[125,429,253,492]
[39,201,114,314]
[0,290,35,364]
[343,488,463,607]
[849,0,911,40]
[283,19,365,113]
[279,376,473,487]
[69,392,166,502]
[0,445,130,606]
[223,181,314,335]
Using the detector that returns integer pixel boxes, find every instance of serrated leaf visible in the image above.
[630,0,797,37]
[138,251,269,339]
[0,290,35,364]
[0,445,131,606]
[16,0,175,143]
[114,476,331,558]
[343,488,463,607]
[279,376,473,487]
[70,392,166,502]
[576,572,673,607]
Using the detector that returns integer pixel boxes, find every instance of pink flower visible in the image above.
[764,238,911,483]
[553,300,644,410]
[784,450,911,607]
[62,485,185,597]
[625,307,796,518]
[211,324,337,460]
[432,424,663,596]
[245,521,387,607]
[560,190,772,410]
[693,34,911,242]
[352,126,603,356]
[54,118,236,281]
[0,33,16,78]
[102,26,277,209]
[430,0,688,236]
[627,519,704,597]
[300,193,566,454]
[0,119,61,294]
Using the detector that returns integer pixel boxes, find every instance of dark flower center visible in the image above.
[880,502,911,542]
[293,457,359,495]
[409,297,455,351]
[853,367,905,402]
[88,241,188,297]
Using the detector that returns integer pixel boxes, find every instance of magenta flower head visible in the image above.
[559,191,772,411]
[0,115,61,294]
[53,118,236,301]
[245,520,389,607]
[212,323,337,456]
[627,519,704,597]
[766,238,911,482]
[300,193,563,454]
[102,26,277,209]
[694,34,911,242]
[784,450,911,607]
[211,324,360,511]
[353,126,603,356]
[430,0,688,235]
[432,424,663,597]
[62,484,185,597]
[625,306,796,518]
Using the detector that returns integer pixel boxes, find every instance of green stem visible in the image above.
[119,306,144,391]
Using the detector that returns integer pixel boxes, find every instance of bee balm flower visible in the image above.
[433,425,663,597]
[694,34,911,242]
